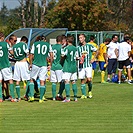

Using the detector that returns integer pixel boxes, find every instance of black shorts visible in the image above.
[118,58,130,69]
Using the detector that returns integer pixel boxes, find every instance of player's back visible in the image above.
[51,44,62,71]
[13,42,28,61]
[0,41,10,69]
[98,43,107,61]
[63,45,77,73]
[32,41,50,67]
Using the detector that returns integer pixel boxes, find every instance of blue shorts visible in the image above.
[99,62,106,71]
[92,61,97,70]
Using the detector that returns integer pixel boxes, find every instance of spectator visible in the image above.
[106,34,119,82]
[117,36,133,84]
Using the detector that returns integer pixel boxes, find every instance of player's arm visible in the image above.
[90,45,98,63]
[60,48,67,67]
[114,48,119,58]
[8,43,14,55]
[29,53,34,69]
[49,52,53,67]
[29,44,35,70]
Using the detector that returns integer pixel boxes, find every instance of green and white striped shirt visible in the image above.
[77,43,97,68]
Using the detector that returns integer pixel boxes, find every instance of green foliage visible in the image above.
[44,0,110,30]
[4,18,20,36]
[0,0,132,33]
[0,2,9,26]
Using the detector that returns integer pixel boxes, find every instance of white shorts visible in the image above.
[62,72,77,81]
[30,64,47,81]
[78,67,92,79]
[13,61,30,81]
[50,70,63,83]
[0,67,13,81]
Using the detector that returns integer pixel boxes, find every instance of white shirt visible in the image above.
[117,42,131,61]
[107,42,118,59]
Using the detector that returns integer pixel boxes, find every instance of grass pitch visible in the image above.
[0,73,132,133]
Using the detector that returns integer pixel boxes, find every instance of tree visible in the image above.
[18,0,26,28]
[40,0,46,27]
[44,0,112,31]
[34,0,39,27]
[0,2,9,26]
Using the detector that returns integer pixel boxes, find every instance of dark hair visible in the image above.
[35,36,41,41]
[105,38,111,43]
[90,35,95,41]
[40,35,46,41]
[79,34,86,38]
[21,36,28,43]
[9,34,17,41]
[124,36,130,42]
[112,34,118,40]
[67,36,74,44]
[62,34,67,40]
[56,35,63,43]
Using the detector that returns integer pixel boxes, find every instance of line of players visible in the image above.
[1,32,132,103]
[0,32,98,103]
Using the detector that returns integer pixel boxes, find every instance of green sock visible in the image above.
[43,85,46,95]
[0,83,2,99]
[58,81,65,96]
[52,83,56,98]
[72,83,77,98]
[29,82,34,97]
[16,85,20,99]
[88,82,92,92]
[40,86,46,100]
[65,83,70,100]
[81,84,86,96]
[25,80,30,97]
[9,84,15,99]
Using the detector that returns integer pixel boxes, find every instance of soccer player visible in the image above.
[2,34,17,100]
[13,36,30,101]
[78,34,97,99]
[98,38,111,83]
[29,35,53,103]
[106,34,119,82]
[56,35,67,100]
[50,35,63,100]
[88,35,99,79]
[62,35,78,102]
[0,32,16,102]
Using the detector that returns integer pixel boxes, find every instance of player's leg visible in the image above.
[15,81,21,101]
[55,70,63,100]
[71,73,78,101]
[29,65,39,101]
[20,62,31,100]
[86,67,93,98]
[78,68,86,99]
[62,72,71,102]
[99,62,107,83]
[13,62,21,101]
[2,67,16,101]
[0,75,3,102]
[92,61,97,79]
[39,66,47,103]
[50,70,57,100]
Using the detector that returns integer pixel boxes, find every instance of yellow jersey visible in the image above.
[88,42,98,60]
[97,43,107,62]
